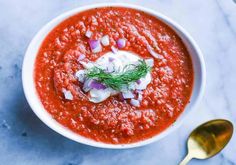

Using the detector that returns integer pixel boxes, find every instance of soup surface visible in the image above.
[35,7,193,144]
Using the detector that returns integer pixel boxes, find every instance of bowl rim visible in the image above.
[22,3,206,149]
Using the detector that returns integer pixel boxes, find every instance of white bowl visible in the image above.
[22,3,206,149]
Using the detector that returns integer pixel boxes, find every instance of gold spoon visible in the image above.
[179,119,233,165]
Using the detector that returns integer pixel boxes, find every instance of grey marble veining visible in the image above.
[0,0,235,165]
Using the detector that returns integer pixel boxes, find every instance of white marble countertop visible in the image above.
[0,0,235,164]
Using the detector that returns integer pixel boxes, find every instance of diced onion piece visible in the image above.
[111,46,118,54]
[89,80,106,90]
[147,45,164,59]
[101,35,110,46]
[62,88,73,100]
[75,70,86,82]
[145,58,154,67]
[77,54,86,61]
[85,30,93,38]
[122,91,134,99]
[130,99,140,107]
[117,38,126,49]
[83,79,93,92]
[89,40,102,53]
[136,79,141,84]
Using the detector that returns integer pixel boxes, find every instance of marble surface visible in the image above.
[0,0,235,164]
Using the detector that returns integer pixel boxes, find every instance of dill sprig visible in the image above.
[86,60,151,90]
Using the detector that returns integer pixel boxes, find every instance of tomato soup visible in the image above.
[34,7,193,144]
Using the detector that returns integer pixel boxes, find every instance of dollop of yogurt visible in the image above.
[76,51,152,104]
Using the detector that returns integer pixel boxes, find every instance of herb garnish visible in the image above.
[86,60,151,90]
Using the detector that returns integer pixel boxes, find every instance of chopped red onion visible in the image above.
[89,40,102,53]
[62,88,73,100]
[130,99,140,107]
[77,54,86,61]
[117,38,126,49]
[111,46,118,53]
[75,70,86,82]
[122,91,134,99]
[136,79,141,84]
[89,80,106,90]
[85,30,93,38]
[147,45,164,59]
[83,79,93,92]
[145,58,154,67]
[101,35,110,46]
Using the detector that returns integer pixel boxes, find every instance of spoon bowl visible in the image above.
[180,119,233,165]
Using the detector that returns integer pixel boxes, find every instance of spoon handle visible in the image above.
[179,153,192,165]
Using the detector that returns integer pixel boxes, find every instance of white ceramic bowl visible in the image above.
[22,3,206,149]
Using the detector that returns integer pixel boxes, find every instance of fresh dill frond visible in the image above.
[86,60,151,90]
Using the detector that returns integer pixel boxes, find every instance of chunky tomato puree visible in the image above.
[35,7,193,144]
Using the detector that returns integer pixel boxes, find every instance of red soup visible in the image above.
[35,7,193,144]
